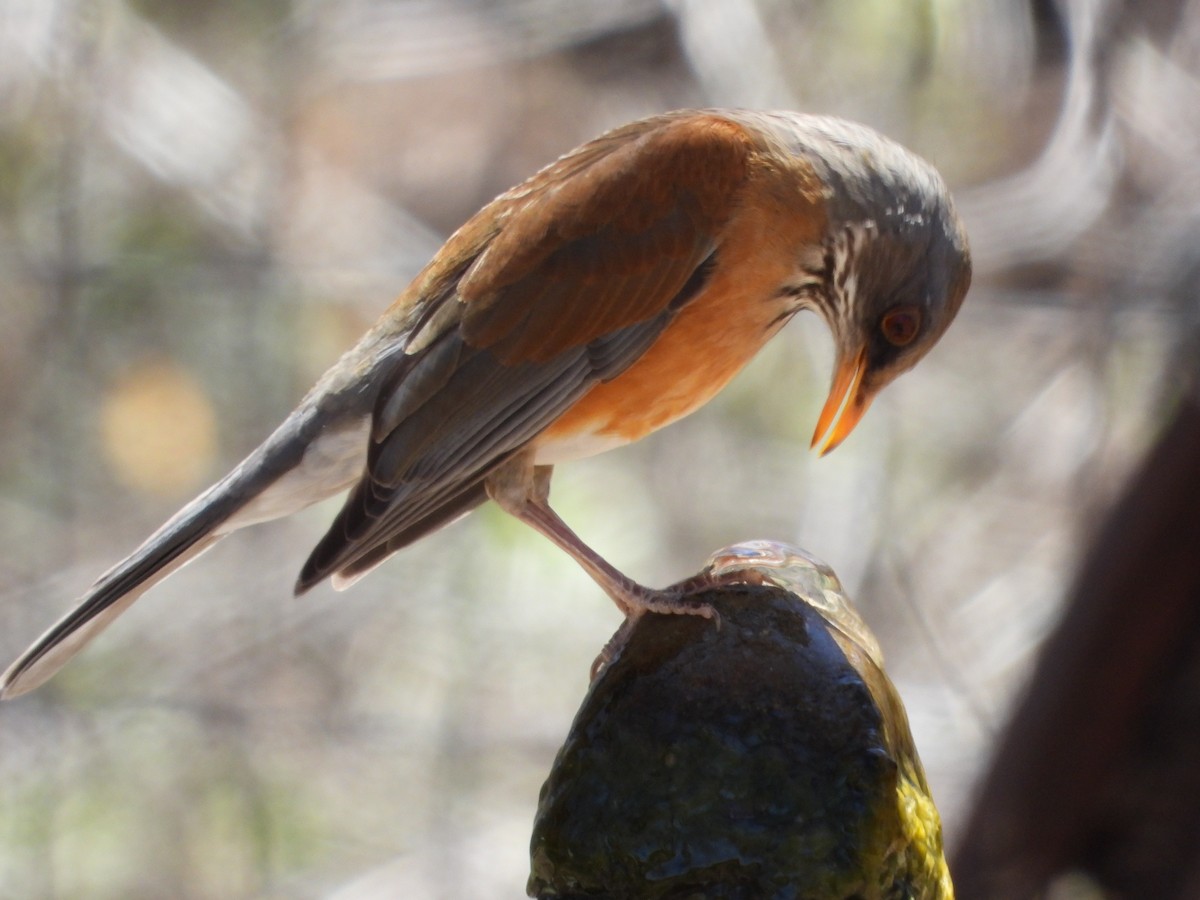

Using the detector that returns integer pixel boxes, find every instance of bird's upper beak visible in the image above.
[810,345,874,457]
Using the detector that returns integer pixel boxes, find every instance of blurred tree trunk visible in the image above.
[952,385,1200,898]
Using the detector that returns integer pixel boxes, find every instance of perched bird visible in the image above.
[0,109,970,698]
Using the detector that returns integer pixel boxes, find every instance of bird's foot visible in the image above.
[615,582,720,621]
[590,579,726,680]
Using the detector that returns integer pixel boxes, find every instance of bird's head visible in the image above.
[795,119,972,455]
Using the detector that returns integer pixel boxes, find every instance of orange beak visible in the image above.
[810,346,873,457]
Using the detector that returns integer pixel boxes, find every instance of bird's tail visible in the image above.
[1,528,226,698]
[0,407,369,699]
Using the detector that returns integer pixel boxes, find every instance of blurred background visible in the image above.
[1,0,1198,897]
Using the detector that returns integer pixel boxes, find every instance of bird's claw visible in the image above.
[590,583,726,681]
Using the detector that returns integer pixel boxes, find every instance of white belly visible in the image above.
[533,428,633,465]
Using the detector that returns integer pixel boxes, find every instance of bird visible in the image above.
[0,109,971,699]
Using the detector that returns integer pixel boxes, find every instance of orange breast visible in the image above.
[535,167,826,462]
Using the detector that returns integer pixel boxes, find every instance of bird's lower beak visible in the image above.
[811,346,873,457]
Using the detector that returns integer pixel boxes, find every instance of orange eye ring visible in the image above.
[880,307,921,347]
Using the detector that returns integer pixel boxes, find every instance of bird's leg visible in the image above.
[508,478,644,617]
[485,454,717,623]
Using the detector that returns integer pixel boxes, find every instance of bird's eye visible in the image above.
[880,307,921,347]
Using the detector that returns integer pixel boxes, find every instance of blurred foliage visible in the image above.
[0,0,1193,897]
[99,358,216,495]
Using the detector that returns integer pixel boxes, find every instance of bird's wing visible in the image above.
[296,112,754,590]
